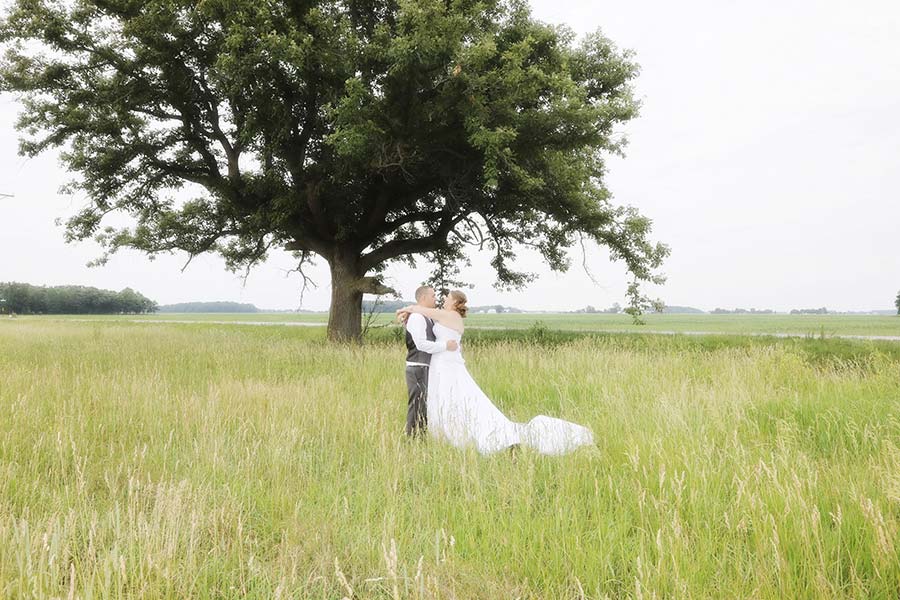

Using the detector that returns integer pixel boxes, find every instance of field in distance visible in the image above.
[45,311,900,337]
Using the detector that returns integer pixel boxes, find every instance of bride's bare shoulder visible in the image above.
[438,310,464,333]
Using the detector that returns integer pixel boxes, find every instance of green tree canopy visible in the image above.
[0,282,157,314]
[1,0,668,340]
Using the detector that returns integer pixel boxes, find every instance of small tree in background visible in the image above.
[895,290,900,315]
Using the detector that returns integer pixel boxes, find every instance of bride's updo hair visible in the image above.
[449,289,468,318]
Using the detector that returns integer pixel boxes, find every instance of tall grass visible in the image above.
[0,321,898,598]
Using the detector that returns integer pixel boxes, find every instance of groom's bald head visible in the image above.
[415,286,436,308]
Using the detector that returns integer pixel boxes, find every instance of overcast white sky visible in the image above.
[1,0,898,311]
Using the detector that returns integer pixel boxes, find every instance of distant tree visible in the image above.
[895,290,900,315]
[603,302,622,314]
[118,288,146,313]
[0,0,667,341]
[469,304,520,314]
[712,307,773,315]
[0,283,34,314]
[661,305,704,314]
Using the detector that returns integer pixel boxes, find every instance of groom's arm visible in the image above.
[406,313,446,354]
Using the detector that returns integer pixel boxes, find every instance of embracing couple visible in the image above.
[397,286,595,456]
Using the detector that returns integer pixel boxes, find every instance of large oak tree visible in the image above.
[1,0,668,340]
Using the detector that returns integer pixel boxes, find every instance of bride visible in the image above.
[397,290,595,456]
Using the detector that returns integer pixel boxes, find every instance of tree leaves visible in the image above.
[1,0,668,332]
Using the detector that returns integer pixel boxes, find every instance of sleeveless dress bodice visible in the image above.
[430,321,465,365]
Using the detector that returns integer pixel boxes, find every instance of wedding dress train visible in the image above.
[426,322,594,455]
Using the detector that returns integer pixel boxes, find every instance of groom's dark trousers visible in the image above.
[404,316,436,437]
[405,366,429,437]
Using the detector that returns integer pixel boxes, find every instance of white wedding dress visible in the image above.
[427,321,595,455]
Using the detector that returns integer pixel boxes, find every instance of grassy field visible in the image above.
[1,320,900,598]
[48,311,900,338]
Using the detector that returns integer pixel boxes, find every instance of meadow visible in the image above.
[53,311,900,338]
[1,318,899,598]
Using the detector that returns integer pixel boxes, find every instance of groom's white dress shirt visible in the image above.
[406,312,444,367]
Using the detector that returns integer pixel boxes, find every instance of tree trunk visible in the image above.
[327,253,364,342]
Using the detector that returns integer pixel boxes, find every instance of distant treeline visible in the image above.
[662,306,705,314]
[712,308,775,314]
[573,304,622,314]
[0,282,156,314]
[362,299,407,313]
[469,305,523,314]
[573,304,704,314]
[790,307,828,315]
[158,301,259,313]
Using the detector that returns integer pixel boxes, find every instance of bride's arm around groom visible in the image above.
[405,312,451,354]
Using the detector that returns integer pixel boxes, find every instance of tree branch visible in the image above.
[360,212,468,271]
[373,209,451,238]
[197,68,241,180]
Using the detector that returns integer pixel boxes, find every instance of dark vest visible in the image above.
[405,316,436,364]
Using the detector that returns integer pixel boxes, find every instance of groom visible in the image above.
[404,285,458,438]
